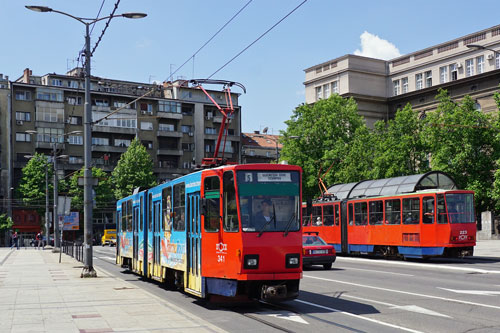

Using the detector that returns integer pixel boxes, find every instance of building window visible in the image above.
[249,150,255,156]
[140,103,153,113]
[115,139,131,147]
[425,71,432,88]
[466,58,474,77]
[182,143,194,151]
[331,81,338,94]
[36,107,64,123]
[393,80,400,96]
[51,79,63,86]
[476,55,484,74]
[159,123,175,132]
[449,63,458,81]
[68,156,83,164]
[439,66,448,84]
[69,116,82,125]
[16,133,31,142]
[415,74,423,90]
[205,127,217,135]
[68,135,83,145]
[92,111,136,128]
[92,99,109,107]
[323,84,330,98]
[66,96,82,105]
[36,127,64,143]
[181,125,192,133]
[36,88,63,102]
[496,53,500,69]
[142,141,153,149]
[402,77,408,93]
[68,81,80,89]
[16,112,31,121]
[158,101,181,113]
[140,122,153,130]
[315,86,322,101]
[15,90,31,101]
[181,104,194,115]
[92,137,109,146]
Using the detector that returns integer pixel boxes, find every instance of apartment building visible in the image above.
[241,132,282,164]
[304,25,500,127]
[0,74,10,210]
[2,67,241,229]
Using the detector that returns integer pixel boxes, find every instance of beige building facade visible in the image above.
[304,25,500,126]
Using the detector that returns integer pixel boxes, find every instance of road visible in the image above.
[93,246,500,332]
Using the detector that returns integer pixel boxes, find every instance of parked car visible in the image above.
[302,233,336,270]
[42,236,54,247]
[101,229,117,247]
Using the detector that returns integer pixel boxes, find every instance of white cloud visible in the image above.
[354,31,401,60]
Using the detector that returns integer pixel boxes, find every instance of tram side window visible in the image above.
[148,193,153,231]
[162,187,172,231]
[127,200,133,231]
[354,202,368,225]
[204,176,220,232]
[173,183,185,231]
[437,194,448,224]
[403,198,420,224]
[223,171,238,232]
[334,204,340,226]
[369,200,383,225]
[422,196,435,224]
[312,206,322,226]
[385,199,401,224]
[121,202,127,232]
[302,207,311,226]
[323,205,334,226]
[140,196,144,232]
[348,203,354,225]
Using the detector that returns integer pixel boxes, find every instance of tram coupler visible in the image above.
[260,284,287,301]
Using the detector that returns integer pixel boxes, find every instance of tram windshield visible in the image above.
[446,193,475,223]
[237,171,301,233]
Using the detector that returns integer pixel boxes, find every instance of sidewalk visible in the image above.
[0,248,225,333]
[474,239,500,258]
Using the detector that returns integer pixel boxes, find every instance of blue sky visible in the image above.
[1,1,500,134]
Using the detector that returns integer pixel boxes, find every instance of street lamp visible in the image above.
[26,5,146,277]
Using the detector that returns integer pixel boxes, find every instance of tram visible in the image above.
[116,80,302,301]
[303,171,476,259]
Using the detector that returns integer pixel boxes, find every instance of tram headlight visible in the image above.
[286,253,300,268]
[244,255,259,269]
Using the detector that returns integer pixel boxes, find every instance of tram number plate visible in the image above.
[312,250,328,254]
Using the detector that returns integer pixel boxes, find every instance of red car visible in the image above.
[302,233,336,270]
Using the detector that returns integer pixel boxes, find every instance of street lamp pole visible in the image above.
[45,163,49,247]
[26,5,146,277]
[52,142,60,249]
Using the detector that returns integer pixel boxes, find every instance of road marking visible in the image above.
[345,267,413,277]
[343,295,451,318]
[257,311,309,324]
[438,288,500,296]
[304,275,500,311]
[337,257,500,274]
[96,256,116,261]
[295,299,424,333]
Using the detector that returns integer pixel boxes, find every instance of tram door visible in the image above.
[186,191,202,296]
[341,200,348,253]
[153,201,161,267]
[133,206,139,267]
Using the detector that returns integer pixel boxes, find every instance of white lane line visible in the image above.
[96,256,115,261]
[304,275,500,311]
[337,257,500,274]
[295,299,425,333]
[345,267,413,277]
[343,295,451,318]
[438,288,500,296]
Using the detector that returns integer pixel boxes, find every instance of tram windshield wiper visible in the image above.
[257,204,276,237]
[283,212,296,237]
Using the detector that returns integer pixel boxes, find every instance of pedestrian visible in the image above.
[36,231,43,250]
[10,231,19,250]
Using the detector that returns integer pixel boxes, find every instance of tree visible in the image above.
[16,153,52,214]
[422,89,499,212]
[280,95,367,198]
[112,137,156,199]
[68,167,115,211]
[0,213,13,231]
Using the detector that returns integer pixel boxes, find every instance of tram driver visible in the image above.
[253,199,273,230]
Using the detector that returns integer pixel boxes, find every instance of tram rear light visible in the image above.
[451,236,458,241]
[244,255,259,269]
[468,236,475,241]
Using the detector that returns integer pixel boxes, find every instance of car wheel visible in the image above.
[323,263,332,270]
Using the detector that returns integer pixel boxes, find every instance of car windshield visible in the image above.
[237,171,301,233]
[446,193,475,223]
[303,235,326,246]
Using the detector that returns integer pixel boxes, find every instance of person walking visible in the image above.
[36,231,43,250]
[10,231,19,250]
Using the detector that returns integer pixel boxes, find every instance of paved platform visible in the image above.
[473,239,500,258]
[0,248,225,333]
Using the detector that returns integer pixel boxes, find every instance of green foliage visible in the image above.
[17,153,53,212]
[0,213,13,230]
[68,167,115,211]
[112,137,156,199]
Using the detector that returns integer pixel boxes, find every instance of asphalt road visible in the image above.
[93,246,500,332]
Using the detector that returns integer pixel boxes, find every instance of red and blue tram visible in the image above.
[116,164,303,301]
[303,171,476,259]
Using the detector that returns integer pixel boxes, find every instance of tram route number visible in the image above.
[218,255,225,263]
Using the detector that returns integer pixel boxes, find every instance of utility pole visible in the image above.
[53,143,59,250]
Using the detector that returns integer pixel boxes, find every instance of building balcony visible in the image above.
[92,105,111,112]
[35,141,66,150]
[35,121,65,129]
[92,145,127,153]
[157,130,183,138]
[154,167,186,174]
[157,148,183,156]
[213,115,233,123]
[157,112,183,120]
[92,125,136,135]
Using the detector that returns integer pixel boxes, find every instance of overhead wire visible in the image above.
[91,0,121,57]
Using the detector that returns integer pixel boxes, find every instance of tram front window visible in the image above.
[446,193,475,223]
[237,171,300,233]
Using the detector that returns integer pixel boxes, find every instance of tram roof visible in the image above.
[326,171,457,200]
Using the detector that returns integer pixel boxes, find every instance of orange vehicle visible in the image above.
[303,171,476,259]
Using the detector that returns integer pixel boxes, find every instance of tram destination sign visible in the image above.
[257,172,291,182]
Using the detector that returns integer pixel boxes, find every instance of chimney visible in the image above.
[254,131,260,134]
[23,68,31,83]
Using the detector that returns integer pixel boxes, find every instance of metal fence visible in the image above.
[62,240,84,263]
